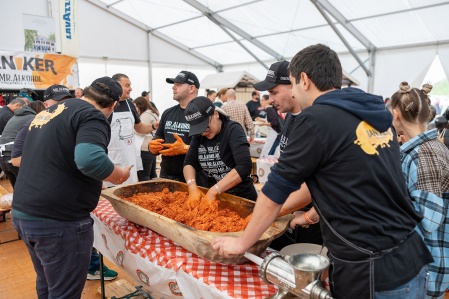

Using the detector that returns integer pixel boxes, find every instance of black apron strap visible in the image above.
[314,201,375,299]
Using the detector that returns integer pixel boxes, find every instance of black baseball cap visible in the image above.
[435,116,448,129]
[91,77,123,102]
[141,91,150,96]
[253,61,291,91]
[43,84,72,101]
[166,71,200,89]
[185,96,215,136]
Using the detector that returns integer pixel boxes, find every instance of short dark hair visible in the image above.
[251,91,259,97]
[262,94,269,101]
[206,89,216,96]
[112,73,129,81]
[82,86,116,108]
[288,44,342,91]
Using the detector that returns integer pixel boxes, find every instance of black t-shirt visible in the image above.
[246,100,262,121]
[278,113,296,153]
[154,104,191,181]
[12,99,111,220]
[184,120,257,200]
[265,106,283,134]
[108,98,141,124]
[268,111,322,250]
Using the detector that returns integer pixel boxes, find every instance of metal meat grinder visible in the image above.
[244,249,333,299]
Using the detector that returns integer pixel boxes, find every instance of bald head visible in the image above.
[225,89,236,100]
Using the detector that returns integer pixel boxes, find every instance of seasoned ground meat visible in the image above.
[122,188,248,232]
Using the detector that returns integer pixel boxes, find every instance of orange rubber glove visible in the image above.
[160,133,188,156]
[149,139,164,154]
[187,185,205,209]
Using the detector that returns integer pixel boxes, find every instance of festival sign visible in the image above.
[0,51,79,90]
[23,14,56,53]
[59,0,80,57]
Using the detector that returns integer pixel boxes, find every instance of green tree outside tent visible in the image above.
[24,29,38,51]
[48,33,55,42]
[431,79,449,96]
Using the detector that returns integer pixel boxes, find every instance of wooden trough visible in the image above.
[101,179,292,264]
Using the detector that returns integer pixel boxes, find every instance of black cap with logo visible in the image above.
[166,71,200,89]
[185,96,216,136]
[253,61,291,91]
[91,77,123,102]
[43,84,72,101]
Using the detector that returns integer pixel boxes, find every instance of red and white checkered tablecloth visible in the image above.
[92,198,278,299]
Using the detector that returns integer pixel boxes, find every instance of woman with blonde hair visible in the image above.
[390,82,449,299]
[133,96,159,181]
[214,88,227,108]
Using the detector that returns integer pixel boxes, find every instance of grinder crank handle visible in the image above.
[244,252,264,266]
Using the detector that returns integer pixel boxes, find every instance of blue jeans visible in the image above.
[88,248,100,272]
[374,266,428,299]
[13,216,94,299]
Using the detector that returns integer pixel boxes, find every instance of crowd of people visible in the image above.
[1,43,448,299]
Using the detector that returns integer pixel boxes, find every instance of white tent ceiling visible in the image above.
[89,0,449,69]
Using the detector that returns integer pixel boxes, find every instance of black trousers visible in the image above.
[137,151,157,182]
[0,156,19,188]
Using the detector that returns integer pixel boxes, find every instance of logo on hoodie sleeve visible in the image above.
[354,121,394,155]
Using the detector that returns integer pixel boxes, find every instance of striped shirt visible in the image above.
[400,129,449,298]
[222,100,255,139]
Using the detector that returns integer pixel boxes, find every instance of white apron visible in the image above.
[104,100,139,187]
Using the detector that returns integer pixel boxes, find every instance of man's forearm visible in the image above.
[239,191,282,250]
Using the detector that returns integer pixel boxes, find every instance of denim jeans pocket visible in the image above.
[29,232,63,264]
[75,217,94,235]
[375,285,411,297]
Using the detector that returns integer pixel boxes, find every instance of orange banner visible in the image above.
[0,51,79,90]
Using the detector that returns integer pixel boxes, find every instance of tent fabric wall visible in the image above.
[79,0,211,67]
[149,35,211,66]
[78,0,148,61]
[438,45,449,82]
[372,46,437,98]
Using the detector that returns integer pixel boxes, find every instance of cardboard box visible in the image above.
[256,157,278,183]
[249,138,265,158]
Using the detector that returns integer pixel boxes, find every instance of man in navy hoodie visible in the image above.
[212,44,432,299]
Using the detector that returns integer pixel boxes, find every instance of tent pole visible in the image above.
[367,49,375,93]
[147,32,153,96]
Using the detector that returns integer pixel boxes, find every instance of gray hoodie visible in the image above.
[0,106,37,151]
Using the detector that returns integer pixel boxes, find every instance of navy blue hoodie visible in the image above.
[314,87,392,132]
